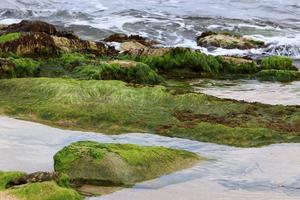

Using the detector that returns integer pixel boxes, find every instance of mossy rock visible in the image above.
[129,47,222,76]
[0,21,116,57]
[74,61,163,84]
[219,56,258,74]
[196,31,265,50]
[54,141,200,186]
[0,171,26,190]
[6,181,82,200]
[260,56,297,71]
[255,69,300,82]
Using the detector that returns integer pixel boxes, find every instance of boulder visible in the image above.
[54,141,199,186]
[197,31,265,50]
[104,33,158,47]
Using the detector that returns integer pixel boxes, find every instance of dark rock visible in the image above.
[104,33,158,47]
[6,172,60,188]
[1,20,57,35]
[0,32,59,56]
[0,32,118,57]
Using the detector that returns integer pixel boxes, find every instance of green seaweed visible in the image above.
[0,33,21,44]
[8,181,82,200]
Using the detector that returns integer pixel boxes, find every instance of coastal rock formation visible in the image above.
[196,31,265,49]
[0,20,117,57]
[54,141,199,186]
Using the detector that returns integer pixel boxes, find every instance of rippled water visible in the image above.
[0,0,300,57]
[191,79,300,105]
[1,117,300,200]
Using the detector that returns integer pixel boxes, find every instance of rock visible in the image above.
[255,69,300,82]
[0,58,16,79]
[197,31,265,50]
[1,20,57,35]
[220,56,258,74]
[104,33,158,47]
[6,172,60,188]
[120,41,171,57]
[0,32,117,57]
[54,141,199,186]
[120,41,147,52]
[0,24,7,30]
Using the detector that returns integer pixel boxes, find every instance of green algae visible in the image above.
[0,78,299,147]
[0,33,21,44]
[8,181,82,200]
[255,69,300,82]
[0,171,25,190]
[260,56,297,71]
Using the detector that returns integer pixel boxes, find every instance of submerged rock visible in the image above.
[54,141,199,186]
[196,31,265,50]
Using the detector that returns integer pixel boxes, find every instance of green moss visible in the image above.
[219,57,258,74]
[0,78,299,147]
[128,48,222,76]
[8,181,82,200]
[42,53,91,73]
[11,58,40,77]
[0,33,21,44]
[260,56,296,71]
[255,69,300,82]
[0,171,25,190]
[57,173,71,188]
[74,62,163,84]
[54,141,199,185]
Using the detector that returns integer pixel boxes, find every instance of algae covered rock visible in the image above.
[196,31,265,49]
[0,20,117,57]
[0,171,81,200]
[74,60,163,84]
[7,181,82,200]
[54,141,199,186]
[220,56,258,74]
[0,171,25,190]
[255,69,300,82]
[260,56,297,71]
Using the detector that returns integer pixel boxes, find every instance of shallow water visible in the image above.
[191,79,300,105]
[1,117,300,200]
[0,0,300,57]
